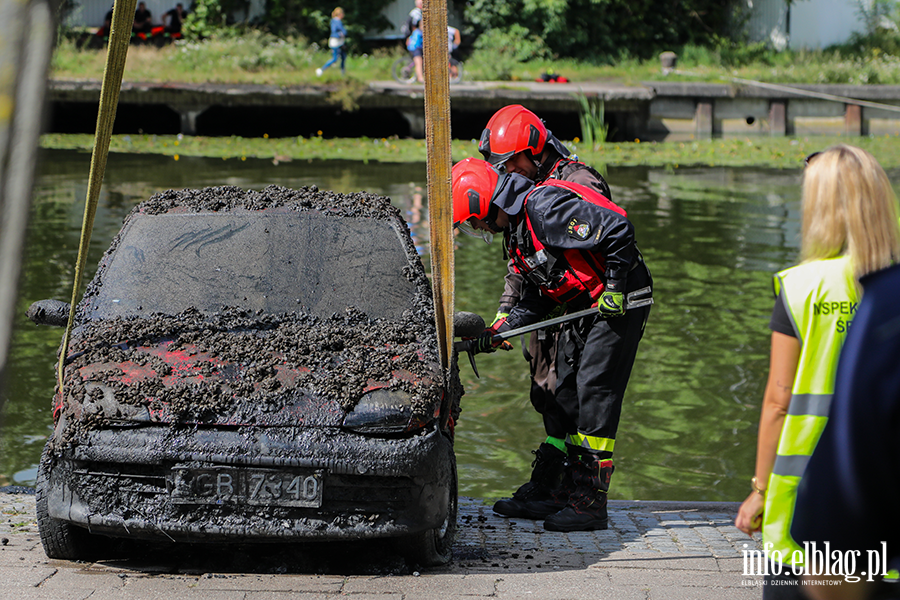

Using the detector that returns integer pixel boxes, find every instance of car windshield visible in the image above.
[86,211,420,321]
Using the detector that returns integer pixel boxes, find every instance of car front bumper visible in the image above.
[45,424,454,543]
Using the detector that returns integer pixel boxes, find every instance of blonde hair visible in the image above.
[801,144,900,284]
[332,7,344,18]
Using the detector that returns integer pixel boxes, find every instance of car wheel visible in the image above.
[36,443,100,560]
[396,450,457,567]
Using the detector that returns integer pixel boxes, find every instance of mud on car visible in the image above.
[32,185,462,566]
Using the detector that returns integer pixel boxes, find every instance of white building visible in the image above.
[742,0,870,50]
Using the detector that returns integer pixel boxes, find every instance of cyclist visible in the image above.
[406,21,424,83]
[448,25,461,79]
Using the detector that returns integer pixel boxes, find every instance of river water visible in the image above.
[1,149,810,502]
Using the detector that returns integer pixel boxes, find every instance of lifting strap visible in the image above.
[422,0,454,371]
[58,0,138,390]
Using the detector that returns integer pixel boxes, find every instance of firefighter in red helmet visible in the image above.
[479,104,611,197]
[452,157,652,532]
[474,105,618,522]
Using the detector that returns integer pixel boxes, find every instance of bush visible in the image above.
[466,25,550,80]
[169,31,316,73]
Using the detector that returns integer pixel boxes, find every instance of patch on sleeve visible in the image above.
[567,218,593,241]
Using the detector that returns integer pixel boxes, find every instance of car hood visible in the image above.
[59,309,443,429]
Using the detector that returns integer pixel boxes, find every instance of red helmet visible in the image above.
[478,105,548,166]
[452,158,505,243]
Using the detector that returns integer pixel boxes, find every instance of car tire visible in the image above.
[36,443,100,560]
[395,449,457,567]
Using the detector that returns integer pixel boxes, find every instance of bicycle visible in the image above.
[391,55,464,84]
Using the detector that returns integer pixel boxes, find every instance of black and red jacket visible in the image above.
[501,179,636,331]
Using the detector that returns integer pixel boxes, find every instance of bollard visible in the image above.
[659,51,677,75]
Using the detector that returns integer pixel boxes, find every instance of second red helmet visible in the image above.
[451,158,505,243]
[478,105,548,166]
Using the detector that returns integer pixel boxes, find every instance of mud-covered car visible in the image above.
[32,185,461,566]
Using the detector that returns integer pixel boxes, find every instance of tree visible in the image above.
[463,0,730,60]
[263,0,395,45]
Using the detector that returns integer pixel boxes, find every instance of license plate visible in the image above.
[170,466,324,508]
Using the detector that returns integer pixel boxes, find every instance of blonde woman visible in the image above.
[735,144,900,596]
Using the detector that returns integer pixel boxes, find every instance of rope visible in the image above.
[422,0,454,370]
[58,0,138,389]
[731,77,900,113]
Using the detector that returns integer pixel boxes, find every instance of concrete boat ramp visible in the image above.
[48,78,900,141]
[2,491,766,599]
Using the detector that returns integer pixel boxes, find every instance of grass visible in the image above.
[51,32,900,86]
[40,132,900,169]
[51,33,400,85]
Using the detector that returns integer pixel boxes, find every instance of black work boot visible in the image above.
[517,453,577,518]
[493,443,567,519]
[543,452,613,532]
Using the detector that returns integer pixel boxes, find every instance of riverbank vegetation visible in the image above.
[52,0,900,85]
[40,133,900,170]
[51,32,900,87]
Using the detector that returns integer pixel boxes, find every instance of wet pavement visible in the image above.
[2,491,764,599]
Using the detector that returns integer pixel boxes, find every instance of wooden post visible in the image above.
[769,101,786,137]
[695,101,713,139]
[845,104,863,135]
[422,0,454,370]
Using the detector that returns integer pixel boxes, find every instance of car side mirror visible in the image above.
[26,299,71,327]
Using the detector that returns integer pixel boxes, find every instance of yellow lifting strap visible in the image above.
[57,0,138,390]
[421,0,455,369]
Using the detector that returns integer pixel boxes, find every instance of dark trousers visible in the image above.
[525,330,566,439]
[553,263,651,456]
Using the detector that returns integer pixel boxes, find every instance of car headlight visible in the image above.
[342,389,417,434]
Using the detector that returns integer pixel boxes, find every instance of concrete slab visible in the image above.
[0,493,757,599]
[342,573,499,596]
[34,567,125,592]
[496,570,645,600]
[6,565,57,587]
[590,552,721,571]
[193,574,344,593]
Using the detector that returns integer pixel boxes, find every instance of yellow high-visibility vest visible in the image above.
[762,255,857,567]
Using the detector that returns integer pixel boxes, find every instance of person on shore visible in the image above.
[405,21,424,83]
[452,157,652,532]
[316,7,348,77]
[403,0,422,37]
[133,2,152,35]
[475,105,618,522]
[100,5,113,36]
[448,24,461,58]
[791,263,900,600]
[162,3,187,34]
[448,24,461,79]
[734,145,900,598]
